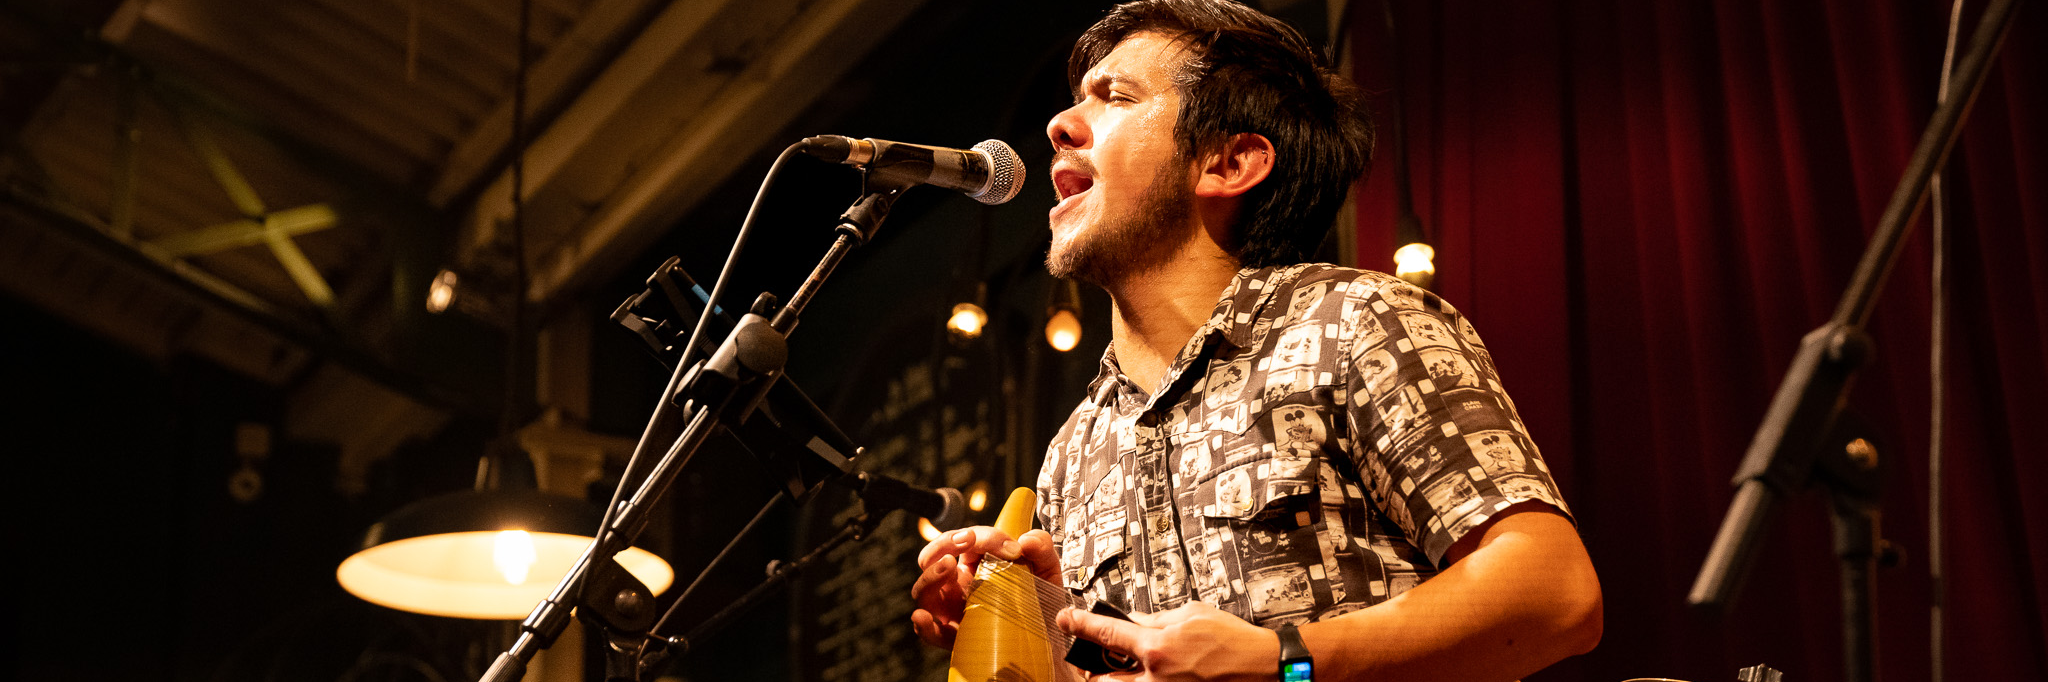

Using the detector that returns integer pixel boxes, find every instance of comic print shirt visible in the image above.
[1035,263,1572,626]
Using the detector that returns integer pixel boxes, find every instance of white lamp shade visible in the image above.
[337,490,673,620]
[338,531,672,620]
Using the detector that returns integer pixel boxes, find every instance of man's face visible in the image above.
[1044,32,1197,285]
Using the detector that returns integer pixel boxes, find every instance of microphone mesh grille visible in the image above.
[971,139,1025,205]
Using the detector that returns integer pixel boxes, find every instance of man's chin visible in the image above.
[1044,223,1094,281]
[1042,249,1089,284]
[1044,239,1108,285]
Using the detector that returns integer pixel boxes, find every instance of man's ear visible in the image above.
[1193,133,1275,199]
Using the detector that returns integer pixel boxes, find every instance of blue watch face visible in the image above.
[1282,660,1313,682]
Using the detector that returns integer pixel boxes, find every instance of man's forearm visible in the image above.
[1298,506,1603,682]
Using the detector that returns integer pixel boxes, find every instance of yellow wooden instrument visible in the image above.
[947,488,1080,682]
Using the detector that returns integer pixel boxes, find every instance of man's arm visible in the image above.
[1300,502,1601,680]
[1058,501,1601,682]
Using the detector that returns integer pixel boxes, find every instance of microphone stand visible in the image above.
[479,176,912,682]
[1688,2,2023,681]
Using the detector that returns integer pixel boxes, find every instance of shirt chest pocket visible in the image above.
[1194,455,1322,529]
[1057,465,1131,592]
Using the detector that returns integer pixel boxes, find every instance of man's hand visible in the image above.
[1056,602,1278,682]
[909,526,1059,649]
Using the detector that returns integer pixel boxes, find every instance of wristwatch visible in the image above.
[1277,623,1313,682]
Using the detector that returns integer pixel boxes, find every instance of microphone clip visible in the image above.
[836,183,906,247]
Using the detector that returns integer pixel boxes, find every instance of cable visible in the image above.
[592,141,809,581]
[503,0,531,440]
[677,142,808,371]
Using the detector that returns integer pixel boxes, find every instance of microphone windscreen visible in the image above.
[972,139,1025,205]
[931,487,969,531]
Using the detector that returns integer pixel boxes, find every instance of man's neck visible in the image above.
[1102,243,1241,396]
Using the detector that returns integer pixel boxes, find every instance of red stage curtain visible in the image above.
[1350,2,2046,680]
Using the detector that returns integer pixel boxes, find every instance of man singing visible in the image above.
[912,2,1602,680]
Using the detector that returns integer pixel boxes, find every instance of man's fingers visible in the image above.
[911,554,959,603]
[910,608,957,649]
[920,526,1018,572]
[958,526,1021,560]
[1018,529,1061,582]
[919,527,981,568]
[1056,607,1150,660]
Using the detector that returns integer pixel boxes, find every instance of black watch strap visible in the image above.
[1277,623,1313,682]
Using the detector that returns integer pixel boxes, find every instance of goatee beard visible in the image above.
[1047,158,1194,286]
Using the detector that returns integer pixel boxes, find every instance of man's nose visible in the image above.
[1046,105,1090,150]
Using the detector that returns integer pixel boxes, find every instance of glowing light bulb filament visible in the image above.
[1394,242,1436,278]
[493,530,537,585]
[948,302,988,339]
[1045,309,1082,352]
[426,269,459,314]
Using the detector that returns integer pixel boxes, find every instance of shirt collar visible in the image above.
[1083,263,1312,405]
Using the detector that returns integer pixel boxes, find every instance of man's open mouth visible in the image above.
[1051,167,1094,217]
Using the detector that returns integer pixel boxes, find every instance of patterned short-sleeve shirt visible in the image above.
[1035,263,1571,625]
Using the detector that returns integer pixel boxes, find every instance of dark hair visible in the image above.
[1069,0,1373,268]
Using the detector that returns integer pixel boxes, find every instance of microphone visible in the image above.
[800,136,1025,205]
[854,471,969,531]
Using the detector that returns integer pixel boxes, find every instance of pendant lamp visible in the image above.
[339,0,669,621]
[337,451,673,620]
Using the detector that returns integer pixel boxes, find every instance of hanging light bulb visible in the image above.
[947,282,990,343]
[966,481,990,512]
[1044,309,1081,352]
[947,302,988,339]
[1394,242,1436,286]
[492,530,537,585]
[918,517,943,541]
[1392,211,1436,290]
[426,268,459,314]
[1046,279,1083,352]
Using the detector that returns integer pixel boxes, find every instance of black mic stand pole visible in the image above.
[1688,2,2023,682]
[478,178,911,682]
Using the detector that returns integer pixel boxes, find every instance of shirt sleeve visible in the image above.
[1339,276,1571,565]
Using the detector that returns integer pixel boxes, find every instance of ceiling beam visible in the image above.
[136,3,447,164]
[454,0,741,255]
[426,0,669,208]
[524,0,927,303]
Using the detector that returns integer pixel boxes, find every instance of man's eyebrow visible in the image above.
[1104,71,1152,94]
[1074,70,1150,103]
